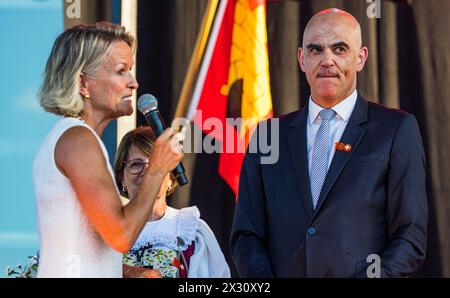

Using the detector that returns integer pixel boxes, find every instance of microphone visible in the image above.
[137,94,188,186]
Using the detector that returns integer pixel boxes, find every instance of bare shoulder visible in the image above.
[55,126,106,176]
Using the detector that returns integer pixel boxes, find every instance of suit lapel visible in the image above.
[286,106,314,218]
[310,95,369,221]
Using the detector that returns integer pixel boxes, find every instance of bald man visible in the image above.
[231,8,427,277]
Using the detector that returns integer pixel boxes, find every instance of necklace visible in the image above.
[64,114,86,123]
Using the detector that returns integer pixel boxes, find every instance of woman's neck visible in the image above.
[80,105,113,137]
[82,114,112,137]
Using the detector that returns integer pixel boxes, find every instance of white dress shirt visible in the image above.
[307,90,358,175]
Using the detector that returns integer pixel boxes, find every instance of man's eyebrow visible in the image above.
[306,43,323,50]
[331,41,350,49]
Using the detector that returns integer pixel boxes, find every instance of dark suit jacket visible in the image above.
[230,94,428,277]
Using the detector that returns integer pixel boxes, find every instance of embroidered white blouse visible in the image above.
[124,206,230,278]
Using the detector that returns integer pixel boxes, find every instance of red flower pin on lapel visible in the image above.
[335,142,352,152]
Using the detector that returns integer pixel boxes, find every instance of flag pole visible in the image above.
[117,0,138,143]
[174,0,219,119]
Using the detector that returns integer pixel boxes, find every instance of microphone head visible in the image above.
[137,94,158,114]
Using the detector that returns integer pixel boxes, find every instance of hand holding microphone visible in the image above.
[138,94,189,186]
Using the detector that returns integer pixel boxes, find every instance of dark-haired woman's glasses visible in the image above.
[124,159,149,175]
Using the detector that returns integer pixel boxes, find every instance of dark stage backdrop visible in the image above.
[67,0,450,277]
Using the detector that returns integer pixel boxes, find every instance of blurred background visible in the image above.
[0,0,449,277]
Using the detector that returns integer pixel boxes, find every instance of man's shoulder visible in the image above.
[254,109,303,134]
[275,109,304,127]
[278,109,303,120]
[365,99,415,123]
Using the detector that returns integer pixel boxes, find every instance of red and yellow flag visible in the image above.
[188,0,272,196]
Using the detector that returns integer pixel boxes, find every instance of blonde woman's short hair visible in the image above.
[39,22,135,117]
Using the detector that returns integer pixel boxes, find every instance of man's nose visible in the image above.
[320,49,335,67]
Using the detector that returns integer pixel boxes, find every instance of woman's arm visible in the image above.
[55,126,183,253]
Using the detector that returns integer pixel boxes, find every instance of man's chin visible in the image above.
[315,90,339,100]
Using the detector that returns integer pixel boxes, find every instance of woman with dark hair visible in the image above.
[115,127,230,278]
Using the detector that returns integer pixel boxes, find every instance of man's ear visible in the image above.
[298,47,306,72]
[79,72,89,97]
[357,46,369,72]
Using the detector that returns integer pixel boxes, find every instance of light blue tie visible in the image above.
[310,109,336,209]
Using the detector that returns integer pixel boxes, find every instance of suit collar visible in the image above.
[290,103,307,127]
[347,93,368,125]
[291,92,366,128]
[308,90,358,125]
[310,94,368,220]
[287,93,369,220]
[287,106,314,217]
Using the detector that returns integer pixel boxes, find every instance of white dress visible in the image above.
[33,117,122,278]
[124,206,230,278]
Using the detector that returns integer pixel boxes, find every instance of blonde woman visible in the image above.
[33,22,184,277]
